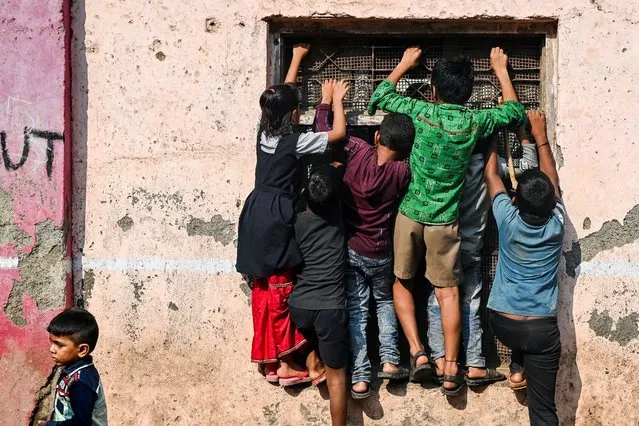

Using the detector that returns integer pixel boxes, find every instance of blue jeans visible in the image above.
[427,259,485,367]
[345,248,400,384]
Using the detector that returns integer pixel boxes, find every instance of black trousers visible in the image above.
[490,311,561,426]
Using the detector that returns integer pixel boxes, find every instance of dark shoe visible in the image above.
[441,370,466,396]
[377,365,410,381]
[409,350,433,383]
[466,368,507,387]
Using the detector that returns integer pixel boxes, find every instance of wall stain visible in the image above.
[83,269,95,303]
[128,188,183,212]
[168,302,179,311]
[29,366,62,426]
[0,188,31,248]
[564,204,639,277]
[588,310,639,345]
[4,220,66,326]
[186,214,235,245]
[582,217,591,230]
[117,214,134,231]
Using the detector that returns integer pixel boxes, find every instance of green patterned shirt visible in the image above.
[368,80,526,225]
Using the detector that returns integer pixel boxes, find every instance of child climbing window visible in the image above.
[235,44,351,386]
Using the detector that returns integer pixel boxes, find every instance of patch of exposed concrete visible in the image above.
[564,204,639,277]
[29,366,62,426]
[4,220,66,326]
[128,188,183,212]
[117,214,134,231]
[583,217,592,230]
[0,188,31,249]
[186,214,235,245]
[83,269,95,302]
[239,280,251,306]
[589,310,639,346]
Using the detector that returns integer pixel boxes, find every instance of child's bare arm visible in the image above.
[327,80,349,144]
[484,134,507,200]
[368,47,426,116]
[529,110,561,198]
[491,47,518,103]
[284,44,310,84]
[388,47,422,85]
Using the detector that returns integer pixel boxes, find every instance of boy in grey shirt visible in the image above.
[427,123,538,386]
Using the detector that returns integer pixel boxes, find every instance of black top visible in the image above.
[289,208,346,310]
[236,133,303,277]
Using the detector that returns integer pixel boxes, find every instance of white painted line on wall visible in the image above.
[75,257,236,275]
[576,260,639,279]
[0,257,19,269]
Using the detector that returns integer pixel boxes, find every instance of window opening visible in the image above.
[278,31,549,367]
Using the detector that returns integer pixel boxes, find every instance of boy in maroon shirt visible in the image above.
[314,80,414,398]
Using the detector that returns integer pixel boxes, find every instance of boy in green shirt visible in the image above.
[368,47,525,394]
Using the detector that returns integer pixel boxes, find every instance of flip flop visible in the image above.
[265,373,280,384]
[351,385,371,400]
[409,350,433,383]
[377,365,410,381]
[312,371,327,386]
[466,369,506,387]
[441,372,466,396]
[279,372,311,387]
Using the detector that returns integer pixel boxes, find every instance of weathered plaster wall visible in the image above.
[73,0,639,425]
[0,1,69,424]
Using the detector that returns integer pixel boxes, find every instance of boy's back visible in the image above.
[289,208,345,310]
[369,79,524,225]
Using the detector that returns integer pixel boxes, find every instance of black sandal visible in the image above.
[409,350,433,383]
[351,384,371,400]
[431,360,444,385]
[441,360,466,396]
[377,365,410,381]
[466,368,506,387]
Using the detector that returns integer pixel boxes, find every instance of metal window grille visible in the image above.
[285,36,544,366]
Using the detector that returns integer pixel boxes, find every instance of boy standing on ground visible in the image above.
[313,80,414,399]
[38,307,108,425]
[289,163,349,426]
[485,110,564,425]
[368,47,526,394]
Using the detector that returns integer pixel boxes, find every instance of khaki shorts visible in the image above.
[393,212,462,287]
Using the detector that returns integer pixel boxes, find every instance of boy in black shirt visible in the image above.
[289,163,348,426]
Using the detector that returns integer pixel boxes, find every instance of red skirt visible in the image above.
[251,270,306,363]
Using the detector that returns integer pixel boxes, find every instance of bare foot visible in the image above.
[381,363,400,374]
[306,350,325,381]
[433,358,444,376]
[466,367,488,379]
[277,359,307,378]
[352,381,368,393]
[510,371,525,384]
[264,363,278,377]
[442,360,460,390]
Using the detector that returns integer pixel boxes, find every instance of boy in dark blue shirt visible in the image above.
[37,307,108,426]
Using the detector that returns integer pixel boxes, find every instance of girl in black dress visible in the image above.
[237,45,350,386]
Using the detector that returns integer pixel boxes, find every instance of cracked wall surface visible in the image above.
[69,0,639,425]
[0,0,69,423]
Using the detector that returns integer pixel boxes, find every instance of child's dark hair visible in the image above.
[379,113,415,159]
[516,169,556,220]
[305,164,344,215]
[432,56,474,105]
[47,307,99,352]
[259,84,300,137]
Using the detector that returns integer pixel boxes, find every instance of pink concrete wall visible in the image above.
[0,0,69,423]
[72,0,638,425]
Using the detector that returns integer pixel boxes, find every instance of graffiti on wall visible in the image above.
[0,128,64,179]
